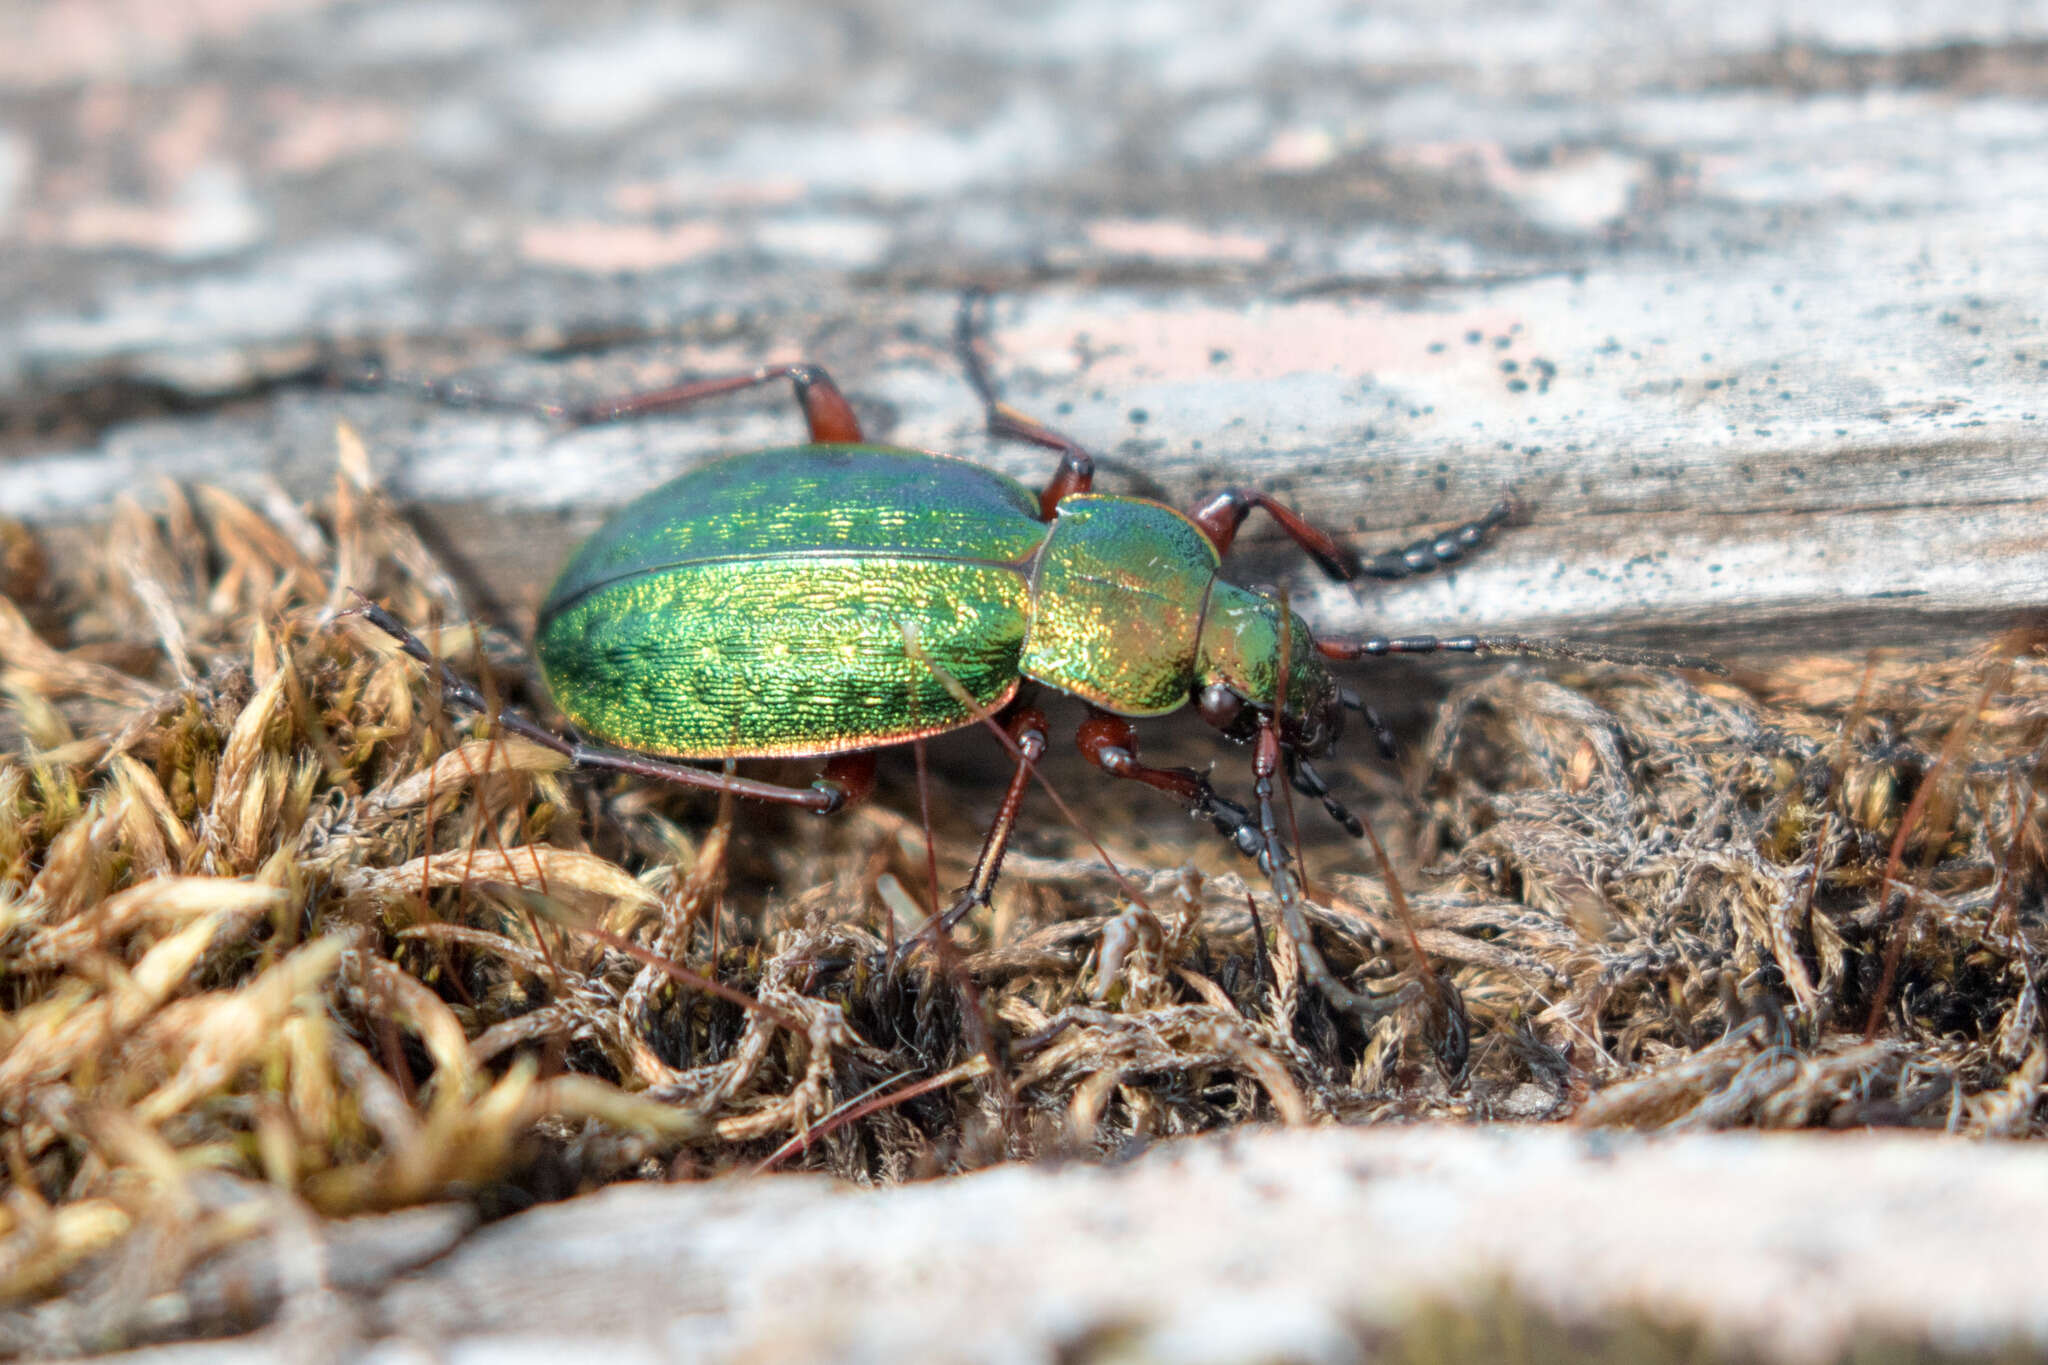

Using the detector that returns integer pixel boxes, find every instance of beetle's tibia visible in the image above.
[1187,488,1361,579]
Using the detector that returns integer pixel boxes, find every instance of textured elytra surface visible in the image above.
[540,556,1031,757]
[539,445,1048,616]
[536,444,1045,755]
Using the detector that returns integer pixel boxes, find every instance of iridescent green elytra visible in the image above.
[535,443,1337,760]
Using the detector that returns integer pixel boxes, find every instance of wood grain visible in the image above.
[1,1,2043,667]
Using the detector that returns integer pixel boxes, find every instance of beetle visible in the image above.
[357,295,1712,943]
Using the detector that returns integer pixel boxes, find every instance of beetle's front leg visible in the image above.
[1075,708,1262,859]
[1187,488,1515,581]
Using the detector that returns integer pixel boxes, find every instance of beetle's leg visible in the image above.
[1349,499,1516,579]
[1250,723,1398,1024]
[1339,688,1400,760]
[1188,489,1361,577]
[1075,708,1262,860]
[816,751,879,811]
[1318,632,1721,672]
[363,361,863,444]
[903,705,1050,946]
[1188,491,1514,581]
[347,596,846,811]
[1287,754,1363,838]
[955,291,1095,518]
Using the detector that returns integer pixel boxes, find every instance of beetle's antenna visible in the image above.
[1320,632,1724,673]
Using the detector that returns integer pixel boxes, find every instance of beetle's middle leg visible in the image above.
[901,704,1050,949]
[954,291,1094,518]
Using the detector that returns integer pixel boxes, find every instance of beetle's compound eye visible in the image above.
[1198,683,1245,732]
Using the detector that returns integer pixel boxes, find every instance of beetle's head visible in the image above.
[1193,582,1343,756]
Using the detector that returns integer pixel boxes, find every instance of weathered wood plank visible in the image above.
[2,3,2043,660]
[67,1128,2048,1363]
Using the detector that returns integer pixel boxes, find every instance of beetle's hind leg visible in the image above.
[353,358,864,444]
[955,290,1095,518]
[345,594,855,811]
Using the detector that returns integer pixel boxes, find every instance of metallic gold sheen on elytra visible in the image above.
[544,445,1046,620]
[538,557,1031,757]
[1020,496,1217,715]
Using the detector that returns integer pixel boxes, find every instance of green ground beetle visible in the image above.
[358,296,1713,965]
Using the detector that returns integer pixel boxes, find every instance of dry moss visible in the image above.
[0,427,2042,1331]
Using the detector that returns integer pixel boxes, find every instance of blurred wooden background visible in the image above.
[1,0,2043,674]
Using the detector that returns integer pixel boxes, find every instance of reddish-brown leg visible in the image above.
[820,751,879,808]
[368,361,864,444]
[1075,707,1261,859]
[905,705,1050,945]
[1189,489,1514,580]
[955,291,1094,518]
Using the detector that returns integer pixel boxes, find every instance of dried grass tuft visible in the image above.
[0,428,2043,1339]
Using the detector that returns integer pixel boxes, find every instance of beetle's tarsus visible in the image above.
[1290,756,1364,838]
[1249,724,1398,1027]
[893,887,990,967]
[955,289,1099,517]
[1353,498,1515,580]
[1338,689,1400,760]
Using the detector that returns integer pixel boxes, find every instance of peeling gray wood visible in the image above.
[76,1128,2048,1363]
[0,2,2045,660]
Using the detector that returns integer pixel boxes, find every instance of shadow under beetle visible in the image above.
[357,295,1715,954]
